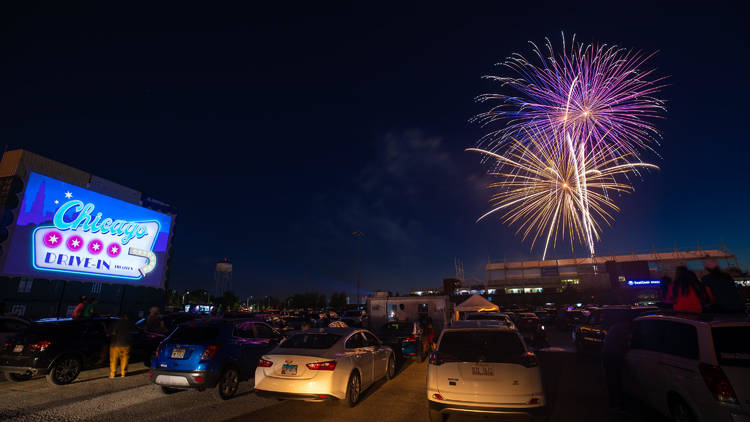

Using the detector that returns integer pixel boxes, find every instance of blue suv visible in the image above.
[150,319,281,399]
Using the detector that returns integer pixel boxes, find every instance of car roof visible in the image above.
[290,327,362,335]
[448,320,515,330]
[634,312,750,326]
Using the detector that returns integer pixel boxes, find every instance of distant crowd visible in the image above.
[659,258,745,314]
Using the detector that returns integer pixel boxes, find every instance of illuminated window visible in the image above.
[10,305,26,317]
[505,288,522,294]
[561,278,580,285]
[17,278,33,293]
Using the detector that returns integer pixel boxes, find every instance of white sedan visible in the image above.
[254,327,396,406]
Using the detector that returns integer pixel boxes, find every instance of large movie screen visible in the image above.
[2,172,173,288]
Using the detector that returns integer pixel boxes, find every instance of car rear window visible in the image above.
[713,326,750,367]
[439,330,525,363]
[280,333,341,349]
[467,314,504,321]
[169,325,220,343]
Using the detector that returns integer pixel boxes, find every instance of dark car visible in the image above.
[0,317,150,385]
[134,312,201,365]
[375,322,426,362]
[150,319,281,400]
[513,313,548,348]
[0,317,30,346]
[574,306,660,355]
[556,309,589,330]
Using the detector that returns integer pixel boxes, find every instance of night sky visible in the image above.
[2,2,748,300]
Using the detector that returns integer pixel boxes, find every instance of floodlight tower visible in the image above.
[215,258,233,296]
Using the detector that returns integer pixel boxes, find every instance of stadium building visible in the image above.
[0,149,177,319]
[482,248,740,304]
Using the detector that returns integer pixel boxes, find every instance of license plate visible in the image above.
[281,364,297,376]
[13,345,23,353]
[171,348,186,359]
[472,367,494,376]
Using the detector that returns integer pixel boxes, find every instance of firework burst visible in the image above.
[468,132,659,259]
[472,34,666,258]
[474,33,667,161]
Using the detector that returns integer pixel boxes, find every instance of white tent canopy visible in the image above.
[455,294,499,313]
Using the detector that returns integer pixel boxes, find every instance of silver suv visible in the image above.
[624,314,750,422]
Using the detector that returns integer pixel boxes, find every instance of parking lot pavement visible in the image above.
[0,363,278,422]
[0,331,668,422]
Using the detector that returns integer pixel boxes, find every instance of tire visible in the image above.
[4,372,33,382]
[428,408,445,422]
[341,371,361,407]
[160,386,181,394]
[385,354,396,380]
[669,396,697,422]
[214,367,240,400]
[46,356,82,385]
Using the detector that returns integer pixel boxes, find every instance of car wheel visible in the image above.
[4,372,33,382]
[46,356,82,385]
[385,354,396,380]
[214,367,240,400]
[160,386,181,394]
[428,408,445,422]
[342,371,361,407]
[669,396,697,422]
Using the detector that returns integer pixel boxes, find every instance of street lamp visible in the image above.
[353,230,364,306]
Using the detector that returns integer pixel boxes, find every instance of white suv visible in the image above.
[623,314,750,422]
[426,320,546,422]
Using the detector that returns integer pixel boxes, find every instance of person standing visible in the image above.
[669,266,709,313]
[601,317,632,409]
[146,306,166,333]
[72,296,87,319]
[83,297,97,318]
[109,315,133,378]
[701,259,745,313]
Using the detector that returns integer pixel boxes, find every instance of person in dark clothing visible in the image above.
[146,306,167,333]
[109,315,133,378]
[72,296,87,319]
[83,297,97,318]
[702,259,745,313]
[602,317,632,409]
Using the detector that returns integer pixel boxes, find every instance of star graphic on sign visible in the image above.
[111,246,119,254]
[92,243,101,251]
[48,234,59,244]
[54,200,59,204]
[64,191,73,199]
[71,239,81,248]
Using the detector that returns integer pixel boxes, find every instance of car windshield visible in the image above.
[439,330,525,363]
[169,325,220,343]
[712,326,750,367]
[280,333,342,349]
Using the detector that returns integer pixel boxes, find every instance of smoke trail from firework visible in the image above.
[468,132,659,259]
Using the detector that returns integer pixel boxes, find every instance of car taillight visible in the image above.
[404,336,416,342]
[200,345,222,360]
[258,358,273,367]
[699,363,738,404]
[521,352,538,368]
[28,340,52,352]
[155,342,163,355]
[194,376,204,383]
[528,397,540,405]
[306,361,337,370]
[432,393,444,400]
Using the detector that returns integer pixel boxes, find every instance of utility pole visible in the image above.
[353,231,364,306]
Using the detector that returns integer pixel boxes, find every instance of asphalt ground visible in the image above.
[0,329,668,422]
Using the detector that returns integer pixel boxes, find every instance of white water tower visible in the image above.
[214,258,233,296]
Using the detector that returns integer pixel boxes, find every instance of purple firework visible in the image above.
[474,33,667,160]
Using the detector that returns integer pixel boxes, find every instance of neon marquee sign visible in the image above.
[33,199,159,279]
[1,172,172,286]
[627,280,661,286]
